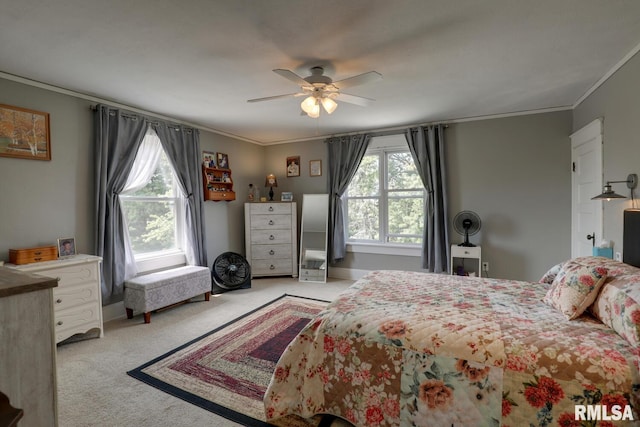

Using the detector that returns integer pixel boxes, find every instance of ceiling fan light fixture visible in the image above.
[307,103,320,118]
[321,97,338,114]
[300,96,317,114]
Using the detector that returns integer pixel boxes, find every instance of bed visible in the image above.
[264,257,640,426]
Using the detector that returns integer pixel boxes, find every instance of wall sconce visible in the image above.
[265,174,278,201]
[592,173,638,200]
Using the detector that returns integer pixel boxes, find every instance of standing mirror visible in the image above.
[299,194,329,283]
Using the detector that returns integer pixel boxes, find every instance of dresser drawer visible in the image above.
[249,203,292,215]
[250,214,291,230]
[299,268,325,281]
[53,282,100,313]
[250,229,293,245]
[43,263,99,288]
[251,259,293,275]
[251,244,292,260]
[55,302,102,343]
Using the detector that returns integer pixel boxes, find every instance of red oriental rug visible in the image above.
[127,295,335,427]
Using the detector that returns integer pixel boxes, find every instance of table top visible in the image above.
[0,267,58,298]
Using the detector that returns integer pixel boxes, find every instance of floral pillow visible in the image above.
[539,262,564,284]
[589,274,640,347]
[543,259,608,320]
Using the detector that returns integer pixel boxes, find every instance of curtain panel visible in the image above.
[94,105,207,305]
[94,106,148,305]
[326,134,371,264]
[405,125,450,272]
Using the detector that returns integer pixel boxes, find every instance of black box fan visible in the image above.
[211,252,251,294]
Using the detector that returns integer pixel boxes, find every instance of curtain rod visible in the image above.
[90,104,194,132]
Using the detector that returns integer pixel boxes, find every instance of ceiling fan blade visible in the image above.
[247,93,305,103]
[335,92,375,107]
[273,69,310,87]
[333,71,382,89]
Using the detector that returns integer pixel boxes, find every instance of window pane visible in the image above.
[388,152,422,190]
[128,153,176,197]
[347,154,379,197]
[121,199,177,253]
[347,198,379,241]
[388,196,424,238]
[121,150,180,256]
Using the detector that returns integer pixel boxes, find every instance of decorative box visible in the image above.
[9,245,58,265]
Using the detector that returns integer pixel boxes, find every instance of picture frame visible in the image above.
[57,237,77,258]
[217,152,229,169]
[202,150,216,168]
[309,159,322,177]
[286,156,300,177]
[281,192,293,202]
[0,103,51,161]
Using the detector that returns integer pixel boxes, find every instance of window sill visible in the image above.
[346,243,421,257]
[135,250,187,274]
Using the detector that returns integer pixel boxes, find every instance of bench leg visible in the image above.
[126,308,133,319]
[143,312,151,324]
[205,291,210,301]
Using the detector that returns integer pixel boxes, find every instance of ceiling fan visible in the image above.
[247,66,382,118]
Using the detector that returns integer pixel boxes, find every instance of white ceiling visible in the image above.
[1,0,640,145]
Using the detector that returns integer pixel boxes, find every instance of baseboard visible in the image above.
[103,301,126,323]
[328,267,371,281]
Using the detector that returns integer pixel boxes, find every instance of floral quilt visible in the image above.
[264,270,640,426]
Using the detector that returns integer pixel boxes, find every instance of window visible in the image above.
[119,130,185,269]
[343,135,425,248]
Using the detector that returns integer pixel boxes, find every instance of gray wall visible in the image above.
[327,112,573,281]
[0,77,265,269]
[573,51,640,256]
[0,75,575,284]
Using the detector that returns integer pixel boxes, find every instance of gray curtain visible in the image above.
[327,134,371,263]
[94,105,148,305]
[95,105,207,305]
[154,122,208,267]
[405,125,450,272]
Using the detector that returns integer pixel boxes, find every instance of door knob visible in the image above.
[587,233,595,247]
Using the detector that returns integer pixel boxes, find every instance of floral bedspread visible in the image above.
[264,270,640,426]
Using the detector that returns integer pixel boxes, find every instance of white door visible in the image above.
[571,118,603,258]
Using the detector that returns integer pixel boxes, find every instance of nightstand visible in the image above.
[450,245,481,277]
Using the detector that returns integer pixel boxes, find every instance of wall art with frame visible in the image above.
[286,156,300,177]
[0,103,51,160]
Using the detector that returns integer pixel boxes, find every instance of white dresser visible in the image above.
[245,202,297,277]
[8,255,103,343]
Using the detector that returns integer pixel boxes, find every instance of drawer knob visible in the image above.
[34,251,42,255]
[34,257,42,261]
[270,264,275,270]
[269,220,274,225]
[269,250,275,255]
[56,298,62,304]
[268,206,274,211]
[269,235,275,240]
[57,321,63,326]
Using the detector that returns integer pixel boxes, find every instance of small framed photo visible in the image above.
[281,192,293,202]
[217,152,229,169]
[202,151,216,168]
[57,237,76,257]
[309,159,322,177]
[286,156,300,177]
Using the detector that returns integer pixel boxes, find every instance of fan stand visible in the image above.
[458,222,476,247]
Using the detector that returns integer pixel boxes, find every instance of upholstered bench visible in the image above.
[124,265,210,323]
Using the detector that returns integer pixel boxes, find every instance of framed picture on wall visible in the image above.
[286,156,300,177]
[217,152,229,169]
[0,103,51,161]
[309,159,322,177]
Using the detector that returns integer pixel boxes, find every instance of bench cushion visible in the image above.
[124,266,210,313]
